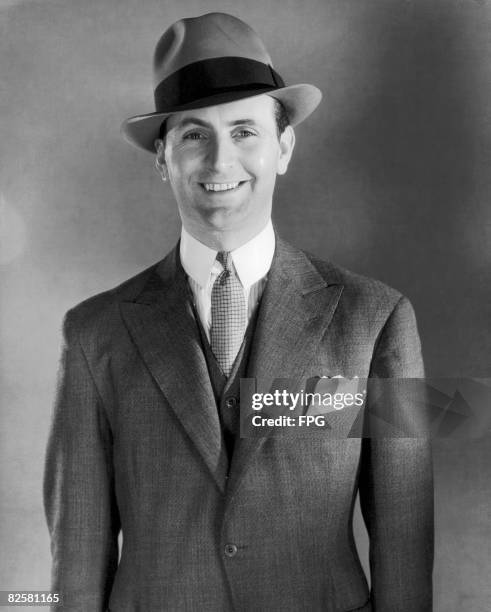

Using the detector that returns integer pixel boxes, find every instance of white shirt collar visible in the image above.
[180,221,275,289]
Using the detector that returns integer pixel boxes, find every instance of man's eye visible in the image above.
[235,129,255,138]
[183,132,205,140]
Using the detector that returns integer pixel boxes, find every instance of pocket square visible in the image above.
[320,374,358,379]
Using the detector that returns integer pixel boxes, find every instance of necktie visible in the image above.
[210,251,247,377]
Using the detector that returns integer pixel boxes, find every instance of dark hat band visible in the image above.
[154,56,285,112]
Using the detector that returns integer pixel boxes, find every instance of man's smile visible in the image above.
[200,181,248,193]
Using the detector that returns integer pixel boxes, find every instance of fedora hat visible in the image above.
[121,12,322,153]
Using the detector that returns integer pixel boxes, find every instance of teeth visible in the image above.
[203,182,240,192]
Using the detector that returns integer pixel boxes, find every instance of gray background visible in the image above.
[1,0,490,610]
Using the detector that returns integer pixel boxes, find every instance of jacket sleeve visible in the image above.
[43,310,120,611]
[359,296,434,612]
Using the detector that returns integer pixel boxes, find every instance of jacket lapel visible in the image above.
[120,246,228,493]
[227,238,344,503]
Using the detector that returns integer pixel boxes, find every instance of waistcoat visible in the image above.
[194,307,259,464]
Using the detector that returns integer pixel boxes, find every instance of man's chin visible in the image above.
[199,202,249,227]
[198,211,269,243]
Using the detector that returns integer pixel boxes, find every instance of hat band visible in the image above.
[154,56,285,111]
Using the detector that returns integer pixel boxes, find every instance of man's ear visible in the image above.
[154,138,167,181]
[277,126,295,175]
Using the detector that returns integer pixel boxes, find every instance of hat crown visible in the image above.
[121,12,322,152]
[153,12,273,88]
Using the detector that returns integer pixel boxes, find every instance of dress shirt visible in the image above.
[180,221,275,341]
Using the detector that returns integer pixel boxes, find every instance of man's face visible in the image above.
[158,94,295,242]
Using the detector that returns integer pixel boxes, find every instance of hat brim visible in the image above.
[120,83,322,153]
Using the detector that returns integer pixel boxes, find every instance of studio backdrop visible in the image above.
[1,1,490,610]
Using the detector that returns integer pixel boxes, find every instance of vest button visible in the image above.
[224,543,238,557]
[225,396,237,408]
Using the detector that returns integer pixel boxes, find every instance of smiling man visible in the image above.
[43,12,434,612]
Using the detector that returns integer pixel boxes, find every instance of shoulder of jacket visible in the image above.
[299,249,409,320]
[62,260,160,336]
[306,249,401,295]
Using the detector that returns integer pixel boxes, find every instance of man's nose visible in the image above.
[206,135,235,171]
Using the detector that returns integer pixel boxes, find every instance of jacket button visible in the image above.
[224,543,238,557]
[225,397,237,408]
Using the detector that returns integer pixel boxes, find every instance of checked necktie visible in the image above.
[210,251,247,377]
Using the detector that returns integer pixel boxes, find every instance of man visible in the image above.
[43,12,433,612]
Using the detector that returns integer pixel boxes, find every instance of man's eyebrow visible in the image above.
[174,118,211,129]
[173,117,259,129]
[228,119,258,126]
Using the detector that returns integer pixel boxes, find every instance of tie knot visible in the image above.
[216,251,233,273]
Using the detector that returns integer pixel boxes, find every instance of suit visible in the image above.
[43,236,434,611]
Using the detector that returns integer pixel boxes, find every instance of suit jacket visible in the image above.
[43,237,434,612]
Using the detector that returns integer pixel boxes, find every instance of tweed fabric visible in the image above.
[210,252,246,376]
[43,238,433,611]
